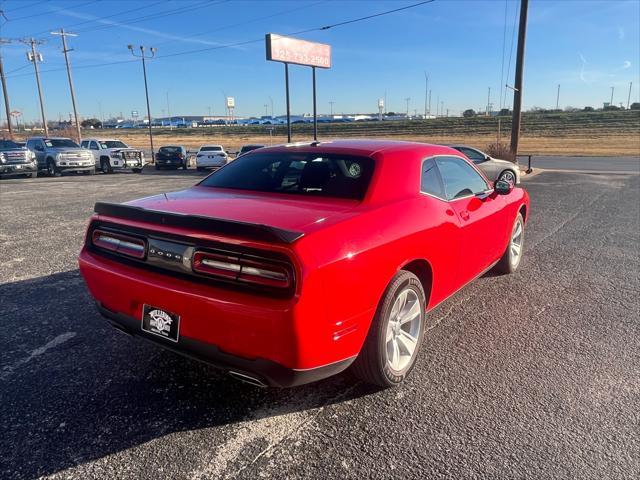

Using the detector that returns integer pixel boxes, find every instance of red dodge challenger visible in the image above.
[79,140,529,388]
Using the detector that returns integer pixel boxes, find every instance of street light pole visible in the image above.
[51,29,81,142]
[128,45,156,161]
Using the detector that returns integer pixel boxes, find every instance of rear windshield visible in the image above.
[159,146,181,153]
[240,145,263,153]
[45,139,79,148]
[200,146,223,152]
[199,152,374,200]
[100,141,128,149]
[0,140,20,149]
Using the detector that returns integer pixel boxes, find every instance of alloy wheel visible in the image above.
[500,170,516,185]
[385,288,422,372]
[510,218,524,267]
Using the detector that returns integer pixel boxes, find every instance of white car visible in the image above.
[196,145,228,171]
[81,138,145,173]
[449,145,520,185]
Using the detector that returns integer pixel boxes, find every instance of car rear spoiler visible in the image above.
[94,202,304,244]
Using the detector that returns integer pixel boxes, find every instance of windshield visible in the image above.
[45,139,79,148]
[200,146,223,152]
[0,140,21,149]
[100,141,128,149]
[199,152,375,200]
[159,146,181,153]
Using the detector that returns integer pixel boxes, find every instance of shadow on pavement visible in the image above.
[0,270,377,479]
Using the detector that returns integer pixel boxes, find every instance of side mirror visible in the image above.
[494,180,513,195]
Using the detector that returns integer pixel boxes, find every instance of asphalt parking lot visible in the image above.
[1,166,638,479]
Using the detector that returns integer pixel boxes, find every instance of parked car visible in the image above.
[26,137,95,176]
[81,138,145,173]
[78,140,529,388]
[195,144,228,171]
[0,139,38,178]
[236,144,265,158]
[448,145,520,185]
[155,145,187,170]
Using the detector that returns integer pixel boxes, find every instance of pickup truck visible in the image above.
[0,139,38,178]
[26,137,95,176]
[81,138,145,173]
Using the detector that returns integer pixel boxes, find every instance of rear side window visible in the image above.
[200,152,375,200]
[436,156,488,200]
[420,158,445,199]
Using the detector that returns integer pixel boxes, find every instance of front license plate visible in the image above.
[141,305,180,342]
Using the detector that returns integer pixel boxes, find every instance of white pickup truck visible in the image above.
[81,138,145,173]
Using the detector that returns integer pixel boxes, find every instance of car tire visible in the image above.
[494,213,525,274]
[46,159,60,177]
[100,158,112,174]
[498,169,517,185]
[155,164,161,170]
[182,161,187,170]
[132,168,141,173]
[351,270,426,387]
[85,168,95,175]
[29,171,38,178]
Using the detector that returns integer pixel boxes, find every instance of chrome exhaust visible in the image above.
[229,371,268,388]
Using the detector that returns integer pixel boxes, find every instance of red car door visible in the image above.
[435,156,508,286]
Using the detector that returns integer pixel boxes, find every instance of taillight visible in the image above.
[92,229,146,259]
[193,250,292,289]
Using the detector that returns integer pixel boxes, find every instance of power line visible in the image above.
[5,0,436,77]
[74,0,225,34]
[1,0,49,14]
[159,0,435,59]
[498,0,508,110]
[152,0,326,48]
[29,0,168,37]
[3,0,100,22]
[502,0,520,109]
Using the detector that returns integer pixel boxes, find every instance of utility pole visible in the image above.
[509,0,529,161]
[405,97,410,117]
[424,72,428,119]
[264,104,268,116]
[329,101,334,116]
[0,39,14,137]
[166,91,172,130]
[436,95,439,116]
[610,86,614,105]
[268,95,274,117]
[24,38,48,136]
[428,89,431,116]
[51,29,81,142]
[487,87,491,116]
[555,84,560,110]
[128,45,156,161]
[627,82,633,109]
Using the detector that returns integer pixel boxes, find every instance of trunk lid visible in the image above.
[126,186,362,237]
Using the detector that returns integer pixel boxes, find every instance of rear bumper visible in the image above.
[97,302,354,387]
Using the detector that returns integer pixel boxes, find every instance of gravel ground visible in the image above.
[0,168,638,479]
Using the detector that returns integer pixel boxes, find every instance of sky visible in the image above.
[0,0,638,122]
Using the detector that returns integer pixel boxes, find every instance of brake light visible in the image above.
[193,250,292,289]
[92,229,146,259]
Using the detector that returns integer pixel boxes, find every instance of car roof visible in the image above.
[254,139,459,157]
[29,137,73,141]
[84,138,123,142]
[199,144,224,148]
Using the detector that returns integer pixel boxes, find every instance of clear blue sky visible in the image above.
[0,0,638,122]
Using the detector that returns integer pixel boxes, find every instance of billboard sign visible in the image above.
[226,97,235,108]
[265,33,331,69]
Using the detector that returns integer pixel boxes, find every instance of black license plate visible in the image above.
[141,305,180,342]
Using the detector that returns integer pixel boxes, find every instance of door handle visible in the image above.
[460,210,470,221]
